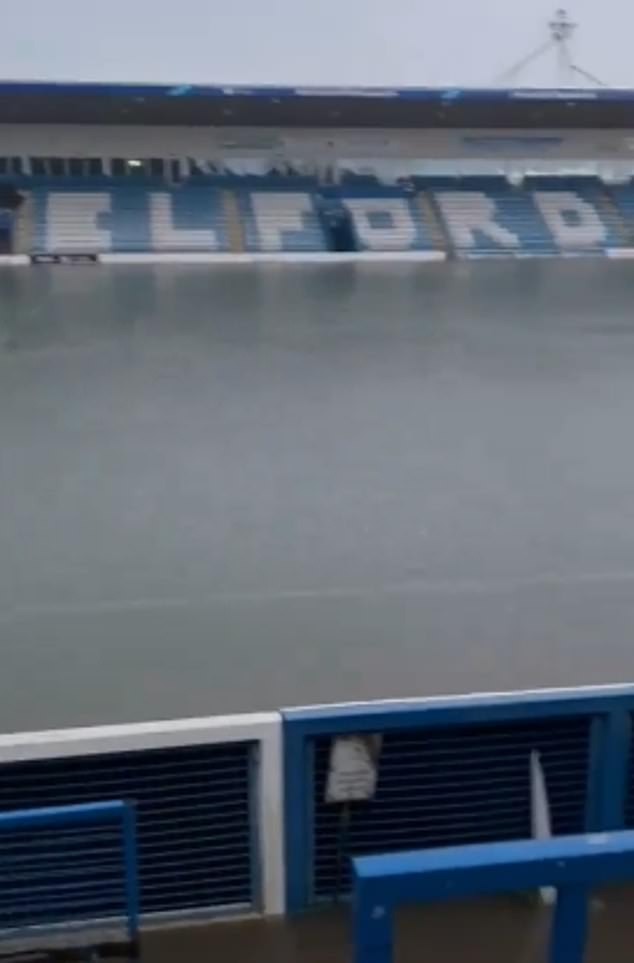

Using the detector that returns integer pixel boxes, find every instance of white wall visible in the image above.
[2,124,634,162]
[0,712,286,917]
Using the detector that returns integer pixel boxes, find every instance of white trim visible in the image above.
[0,712,276,762]
[607,247,634,258]
[459,251,541,259]
[0,255,30,266]
[259,715,285,915]
[138,905,257,928]
[461,250,606,260]
[282,681,634,714]
[99,251,446,265]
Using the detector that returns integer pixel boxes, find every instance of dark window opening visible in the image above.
[188,159,204,177]
[149,158,164,178]
[127,160,145,177]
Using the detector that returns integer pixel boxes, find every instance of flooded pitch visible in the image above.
[1,259,634,730]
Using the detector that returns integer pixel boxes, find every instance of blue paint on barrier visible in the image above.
[352,831,634,963]
[597,710,631,829]
[4,80,634,104]
[283,687,634,913]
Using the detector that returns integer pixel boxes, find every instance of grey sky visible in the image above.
[6,0,633,88]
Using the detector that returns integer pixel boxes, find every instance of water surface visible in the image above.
[1,260,634,730]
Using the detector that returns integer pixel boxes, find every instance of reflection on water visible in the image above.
[2,260,634,729]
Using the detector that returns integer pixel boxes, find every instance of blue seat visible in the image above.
[426,176,624,257]
[237,183,327,253]
[30,185,231,253]
[324,186,436,252]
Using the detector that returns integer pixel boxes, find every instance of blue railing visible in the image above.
[352,831,634,963]
[283,686,634,912]
[0,800,139,955]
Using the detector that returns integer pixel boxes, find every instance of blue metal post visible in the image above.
[353,884,393,963]
[549,885,588,963]
[353,832,634,963]
[122,803,140,942]
[595,710,631,830]
[0,800,128,833]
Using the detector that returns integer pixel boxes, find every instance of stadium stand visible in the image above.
[4,83,634,260]
[606,182,634,246]
[428,177,554,256]
[324,186,439,252]
[22,177,634,258]
[0,187,22,255]
[237,181,327,253]
[524,176,625,252]
[30,186,232,255]
[420,176,627,257]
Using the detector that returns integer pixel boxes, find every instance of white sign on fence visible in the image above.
[325,734,382,803]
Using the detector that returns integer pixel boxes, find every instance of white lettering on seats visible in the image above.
[46,193,111,253]
[342,198,417,250]
[251,193,316,251]
[533,191,606,249]
[149,194,219,250]
[434,192,520,248]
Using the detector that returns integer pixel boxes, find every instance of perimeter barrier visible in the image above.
[0,713,284,926]
[1,684,634,933]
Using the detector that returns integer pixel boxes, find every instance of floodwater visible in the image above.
[2,259,634,731]
[144,890,634,963]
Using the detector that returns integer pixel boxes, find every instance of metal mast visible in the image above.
[494,9,606,88]
[550,8,575,86]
